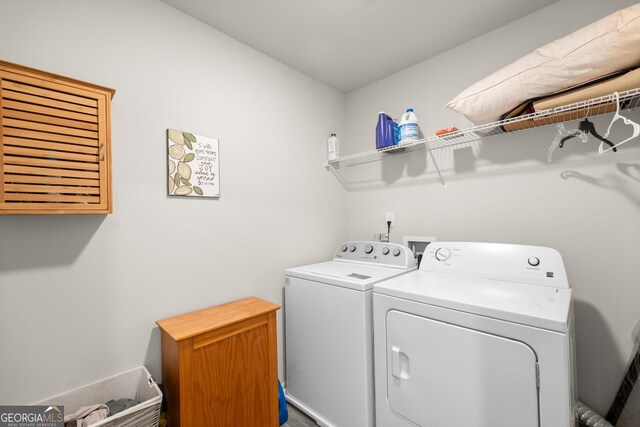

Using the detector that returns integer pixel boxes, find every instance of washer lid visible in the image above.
[286,261,416,291]
[374,270,572,332]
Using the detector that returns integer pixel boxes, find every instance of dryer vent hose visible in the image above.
[575,401,613,427]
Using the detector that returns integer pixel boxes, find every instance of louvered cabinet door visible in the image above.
[0,64,113,214]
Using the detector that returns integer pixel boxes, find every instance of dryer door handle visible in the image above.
[391,346,410,380]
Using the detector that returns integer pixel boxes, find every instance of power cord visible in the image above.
[386,220,391,242]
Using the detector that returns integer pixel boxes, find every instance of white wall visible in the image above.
[345,0,640,415]
[0,0,347,403]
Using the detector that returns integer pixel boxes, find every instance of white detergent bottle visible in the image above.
[327,133,339,161]
[399,108,419,143]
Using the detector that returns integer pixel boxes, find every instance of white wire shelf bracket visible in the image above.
[327,88,640,181]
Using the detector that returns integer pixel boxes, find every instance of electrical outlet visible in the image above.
[385,212,395,228]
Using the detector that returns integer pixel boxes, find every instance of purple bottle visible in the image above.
[376,112,398,150]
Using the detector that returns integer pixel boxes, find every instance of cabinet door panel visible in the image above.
[192,323,271,427]
[0,65,112,214]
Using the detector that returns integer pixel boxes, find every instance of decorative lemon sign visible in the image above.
[167,129,220,198]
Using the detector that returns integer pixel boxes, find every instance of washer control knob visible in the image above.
[349,245,357,252]
[341,245,348,252]
[435,248,451,261]
[382,247,390,255]
[364,244,374,254]
[392,248,401,257]
[528,257,540,267]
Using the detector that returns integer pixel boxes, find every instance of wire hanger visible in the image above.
[599,91,640,154]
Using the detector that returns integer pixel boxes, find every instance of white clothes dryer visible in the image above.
[285,241,415,427]
[374,242,576,427]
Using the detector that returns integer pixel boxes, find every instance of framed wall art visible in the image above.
[167,129,220,198]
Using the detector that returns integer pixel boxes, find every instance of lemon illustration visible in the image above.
[177,161,192,180]
[169,144,185,160]
[168,129,185,146]
[175,186,192,196]
[168,160,176,174]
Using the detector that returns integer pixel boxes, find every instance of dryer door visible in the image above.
[386,310,539,427]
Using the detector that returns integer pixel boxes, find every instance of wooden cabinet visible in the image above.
[156,297,281,427]
[0,60,115,214]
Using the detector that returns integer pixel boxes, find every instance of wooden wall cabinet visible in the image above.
[156,297,281,427]
[0,60,115,214]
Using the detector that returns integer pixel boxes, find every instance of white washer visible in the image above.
[374,242,576,427]
[285,241,416,427]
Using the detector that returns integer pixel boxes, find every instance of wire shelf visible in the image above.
[327,88,640,184]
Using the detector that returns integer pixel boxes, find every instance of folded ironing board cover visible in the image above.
[446,3,640,125]
[501,67,640,132]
